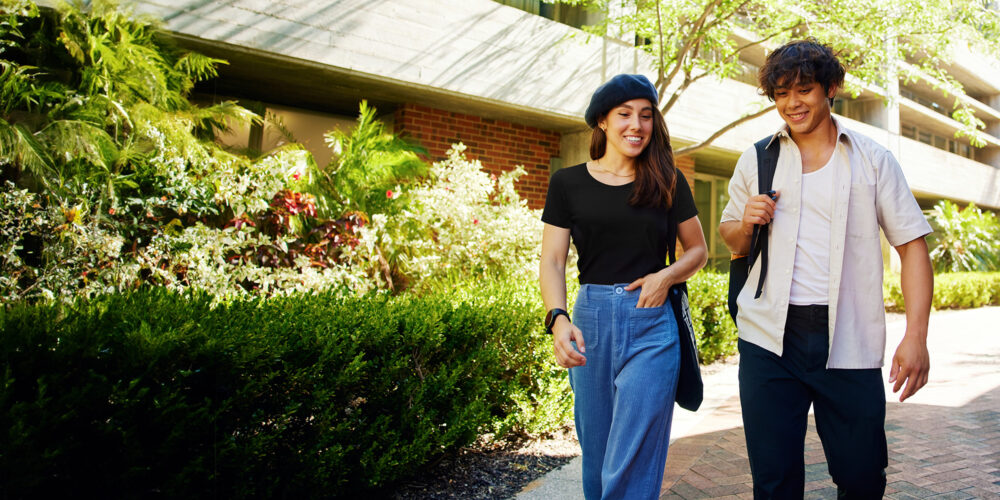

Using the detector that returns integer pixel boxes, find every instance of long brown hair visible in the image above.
[589,106,677,208]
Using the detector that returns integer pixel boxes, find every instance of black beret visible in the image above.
[584,74,658,129]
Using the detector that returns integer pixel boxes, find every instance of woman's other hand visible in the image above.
[552,316,587,368]
[624,268,672,308]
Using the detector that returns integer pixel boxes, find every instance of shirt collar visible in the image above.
[765,115,852,150]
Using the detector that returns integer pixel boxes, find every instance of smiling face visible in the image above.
[598,98,654,159]
[774,79,838,140]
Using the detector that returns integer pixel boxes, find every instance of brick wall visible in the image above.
[394,103,698,209]
[675,155,695,189]
[394,103,560,208]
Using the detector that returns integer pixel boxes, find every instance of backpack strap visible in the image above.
[748,137,779,299]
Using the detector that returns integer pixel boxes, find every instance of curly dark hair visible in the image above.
[759,40,845,106]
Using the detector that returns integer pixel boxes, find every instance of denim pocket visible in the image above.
[572,305,600,348]
[628,303,673,347]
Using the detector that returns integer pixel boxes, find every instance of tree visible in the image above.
[552,0,1000,156]
[0,0,256,210]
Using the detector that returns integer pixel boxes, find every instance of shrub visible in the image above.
[319,100,426,218]
[883,272,1000,312]
[0,286,571,498]
[925,200,1000,272]
[371,144,543,292]
[0,0,321,301]
[687,270,738,363]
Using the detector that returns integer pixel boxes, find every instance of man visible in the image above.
[719,40,933,499]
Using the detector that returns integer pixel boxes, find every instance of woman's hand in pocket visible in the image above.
[625,268,673,308]
[552,316,587,368]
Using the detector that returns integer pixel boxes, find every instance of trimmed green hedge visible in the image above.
[0,287,571,498]
[884,272,1000,312]
[687,271,738,363]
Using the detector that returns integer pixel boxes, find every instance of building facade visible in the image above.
[130,0,1000,269]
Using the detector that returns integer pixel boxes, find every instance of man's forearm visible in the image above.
[719,220,752,255]
[897,237,933,340]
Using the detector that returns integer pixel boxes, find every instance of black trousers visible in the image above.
[738,305,887,500]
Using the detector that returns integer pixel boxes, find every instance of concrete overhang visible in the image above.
[120,0,656,134]
[945,45,1000,97]
[899,95,1000,148]
[173,33,587,132]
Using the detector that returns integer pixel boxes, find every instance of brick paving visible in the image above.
[659,307,1000,499]
[519,307,1000,500]
[659,387,1000,499]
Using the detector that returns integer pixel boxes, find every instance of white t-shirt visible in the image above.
[789,151,835,305]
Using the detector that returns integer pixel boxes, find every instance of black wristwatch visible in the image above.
[544,308,570,335]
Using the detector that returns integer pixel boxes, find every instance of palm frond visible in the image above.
[37,118,118,170]
[174,51,226,84]
[0,116,56,187]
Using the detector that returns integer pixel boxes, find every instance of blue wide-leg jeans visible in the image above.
[569,283,681,500]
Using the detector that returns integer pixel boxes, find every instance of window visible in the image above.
[497,0,598,30]
[959,143,974,160]
[902,122,976,160]
[496,0,540,14]
[694,175,732,271]
[900,88,951,119]
[833,98,885,128]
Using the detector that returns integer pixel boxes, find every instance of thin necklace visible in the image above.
[592,160,634,177]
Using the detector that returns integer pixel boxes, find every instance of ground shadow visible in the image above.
[659,384,1000,499]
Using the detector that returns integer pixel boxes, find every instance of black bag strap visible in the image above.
[667,185,680,266]
[666,198,688,295]
[748,137,779,299]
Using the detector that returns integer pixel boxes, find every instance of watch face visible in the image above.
[545,309,566,329]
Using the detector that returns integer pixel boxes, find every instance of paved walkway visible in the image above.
[518,306,1000,499]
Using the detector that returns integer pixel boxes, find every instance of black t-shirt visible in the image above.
[541,163,698,285]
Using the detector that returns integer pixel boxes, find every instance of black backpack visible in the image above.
[727,137,779,323]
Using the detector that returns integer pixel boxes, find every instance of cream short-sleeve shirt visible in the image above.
[721,119,932,369]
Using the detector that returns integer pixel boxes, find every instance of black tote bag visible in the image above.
[667,207,703,412]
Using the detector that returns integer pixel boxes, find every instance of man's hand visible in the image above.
[889,332,930,402]
[552,316,586,368]
[741,191,779,233]
[720,192,780,255]
[890,237,932,402]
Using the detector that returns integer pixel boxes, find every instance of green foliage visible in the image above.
[0,0,252,208]
[370,144,543,292]
[0,285,571,497]
[884,272,1000,312]
[320,100,426,217]
[0,1,379,301]
[687,270,738,363]
[556,0,1000,155]
[925,200,1000,273]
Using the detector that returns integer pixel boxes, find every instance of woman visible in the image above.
[538,74,707,500]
